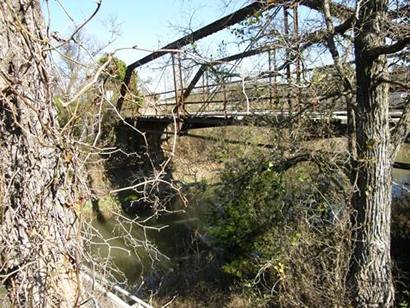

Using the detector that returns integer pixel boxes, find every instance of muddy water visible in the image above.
[393,143,410,197]
[91,143,410,286]
[89,211,191,285]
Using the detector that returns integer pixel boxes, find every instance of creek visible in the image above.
[90,143,410,289]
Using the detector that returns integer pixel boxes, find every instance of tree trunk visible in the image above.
[0,1,83,306]
[351,0,394,306]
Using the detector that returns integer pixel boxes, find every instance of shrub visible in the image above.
[206,156,352,306]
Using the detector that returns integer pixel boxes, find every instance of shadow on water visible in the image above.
[91,198,107,224]
[88,197,199,287]
[391,144,410,304]
[102,119,175,215]
[87,119,186,285]
[90,137,410,296]
[392,143,410,197]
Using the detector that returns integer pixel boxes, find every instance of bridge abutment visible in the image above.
[105,119,174,214]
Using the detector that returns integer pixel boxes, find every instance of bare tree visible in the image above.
[162,1,409,305]
[232,2,409,305]
[0,0,85,306]
[349,0,408,306]
[269,1,409,305]
[0,0,406,306]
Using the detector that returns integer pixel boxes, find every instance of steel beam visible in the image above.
[117,0,365,112]
[117,1,276,111]
[128,2,273,70]
[182,47,275,101]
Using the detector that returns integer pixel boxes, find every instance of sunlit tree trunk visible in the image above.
[0,1,83,306]
[350,0,394,306]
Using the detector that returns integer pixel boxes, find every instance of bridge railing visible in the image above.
[118,3,407,123]
[130,52,407,121]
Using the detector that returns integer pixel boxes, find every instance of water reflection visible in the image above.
[90,143,409,288]
[393,143,410,197]
[89,210,192,285]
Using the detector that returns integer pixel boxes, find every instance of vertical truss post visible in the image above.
[177,53,185,115]
[268,50,273,108]
[205,70,210,97]
[293,4,302,109]
[202,72,206,103]
[223,79,227,118]
[273,48,278,106]
[283,6,292,112]
[171,53,182,132]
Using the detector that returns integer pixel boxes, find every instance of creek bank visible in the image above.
[87,133,409,306]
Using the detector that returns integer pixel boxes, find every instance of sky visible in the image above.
[42,0,332,94]
[44,0,249,65]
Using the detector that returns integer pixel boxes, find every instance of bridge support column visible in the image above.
[106,120,173,214]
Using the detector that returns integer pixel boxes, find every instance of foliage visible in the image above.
[97,54,142,112]
[208,158,285,279]
[392,194,410,239]
[98,55,127,81]
[53,54,144,147]
[206,155,352,306]
[311,64,354,86]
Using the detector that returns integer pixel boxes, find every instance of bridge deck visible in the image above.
[132,110,404,130]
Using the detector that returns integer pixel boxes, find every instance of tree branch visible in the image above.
[301,0,353,20]
[300,16,354,53]
[391,96,410,159]
[322,0,353,90]
[388,4,410,19]
[368,37,410,59]
[272,153,312,172]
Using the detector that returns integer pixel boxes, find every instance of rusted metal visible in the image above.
[283,6,292,111]
[177,53,185,115]
[293,4,302,107]
[181,46,275,102]
[146,65,316,101]
[273,48,278,105]
[268,50,273,107]
[117,1,276,111]
[212,46,273,63]
[127,2,273,70]
[171,53,181,127]
[117,0,362,111]
[183,64,208,101]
